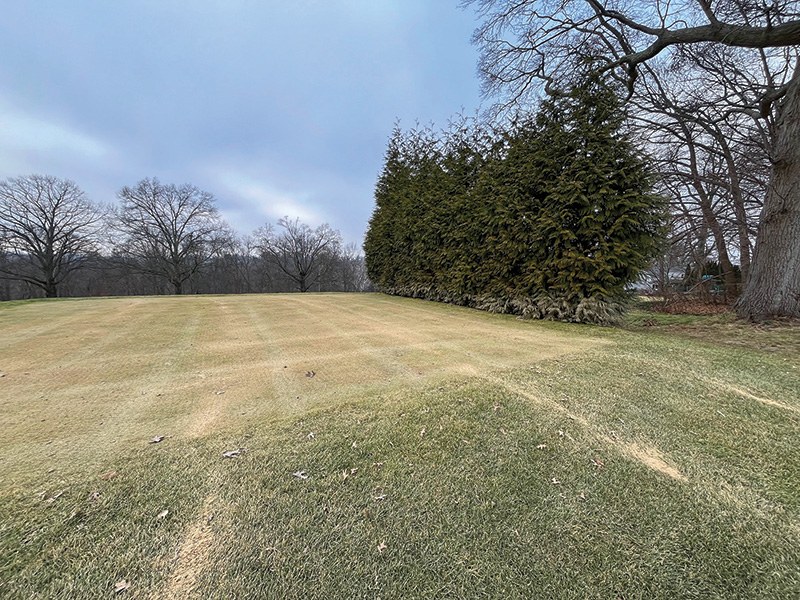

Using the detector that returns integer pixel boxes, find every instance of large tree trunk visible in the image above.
[736,75,800,319]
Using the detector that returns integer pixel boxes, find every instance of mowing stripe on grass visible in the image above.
[490,377,686,480]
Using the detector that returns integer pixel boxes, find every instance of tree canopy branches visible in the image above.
[112,178,233,295]
[469,0,800,109]
[0,175,102,297]
[255,217,342,293]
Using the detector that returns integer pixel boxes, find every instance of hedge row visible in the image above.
[364,78,666,325]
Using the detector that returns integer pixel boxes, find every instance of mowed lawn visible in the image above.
[0,294,798,599]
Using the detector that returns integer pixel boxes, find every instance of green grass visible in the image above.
[1,294,799,599]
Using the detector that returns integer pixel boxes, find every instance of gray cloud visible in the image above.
[0,1,482,244]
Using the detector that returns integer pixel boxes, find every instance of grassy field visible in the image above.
[1,293,798,599]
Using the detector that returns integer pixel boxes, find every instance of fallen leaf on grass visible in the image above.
[377,541,387,554]
[45,490,65,504]
[114,579,130,594]
[293,470,309,480]
[577,493,586,502]
[590,457,605,469]
[149,435,165,444]
[222,448,246,458]
[100,471,118,480]
[157,509,169,519]
[500,428,508,435]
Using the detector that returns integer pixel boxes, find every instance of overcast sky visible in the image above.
[0,1,484,244]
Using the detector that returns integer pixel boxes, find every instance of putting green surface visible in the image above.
[1,294,798,599]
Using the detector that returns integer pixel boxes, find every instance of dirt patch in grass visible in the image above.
[651,299,731,315]
[623,441,684,480]
[627,308,800,355]
[492,378,686,480]
[718,382,799,413]
[162,494,218,599]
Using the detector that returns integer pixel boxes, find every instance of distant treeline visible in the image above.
[364,77,666,324]
[0,176,370,301]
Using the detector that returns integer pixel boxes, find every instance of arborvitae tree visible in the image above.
[365,77,665,324]
[528,76,666,305]
[364,127,407,290]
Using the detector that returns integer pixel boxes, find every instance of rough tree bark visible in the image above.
[736,73,800,318]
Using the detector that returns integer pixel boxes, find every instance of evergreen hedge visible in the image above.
[364,78,666,325]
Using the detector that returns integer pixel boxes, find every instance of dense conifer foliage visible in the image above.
[365,79,665,324]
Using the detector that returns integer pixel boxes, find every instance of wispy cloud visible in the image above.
[216,171,323,231]
[0,100,109,160]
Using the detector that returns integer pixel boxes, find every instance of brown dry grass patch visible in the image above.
[0,293,600,489]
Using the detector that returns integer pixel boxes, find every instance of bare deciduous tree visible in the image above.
[468,0,800,318]
[255,217,342,292]
[338,242,371,292]
[0,174,102,297]
[112,178,232,294]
